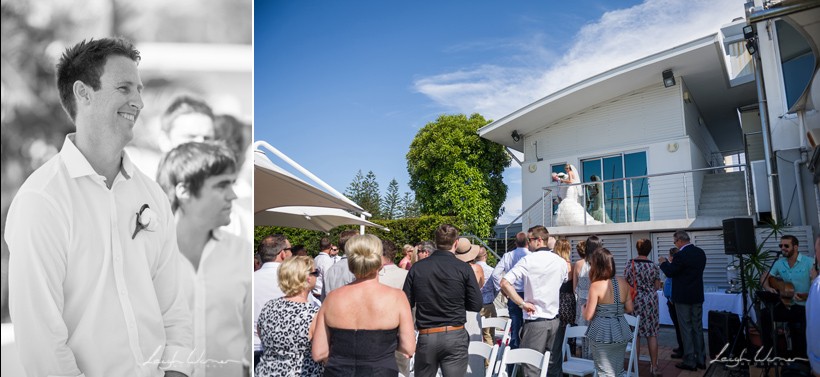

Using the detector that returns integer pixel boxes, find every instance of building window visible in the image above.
[776,20,815,110]
[581,151,648,223]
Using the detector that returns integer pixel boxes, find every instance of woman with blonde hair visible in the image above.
[583,248,633,377]
[312,234,415,376]
[256,256,323,376]
[399,244,414,270]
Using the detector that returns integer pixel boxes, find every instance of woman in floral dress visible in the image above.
[624,238,662,376]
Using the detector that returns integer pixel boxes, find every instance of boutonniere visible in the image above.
[132,204,158,239]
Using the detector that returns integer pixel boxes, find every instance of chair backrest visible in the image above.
[562,325,589,360]
[481,317,512,347]
[467,341,500,377]
[498,346,550,377]
[624,314,640,377]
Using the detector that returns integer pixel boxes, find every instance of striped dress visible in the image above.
[586,278,632,377]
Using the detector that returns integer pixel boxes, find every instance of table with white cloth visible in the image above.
[657,291,744,329]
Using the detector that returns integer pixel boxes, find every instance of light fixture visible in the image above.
[662,69,676,88]
[745,40,757,56]
[667,142,679,153]
[511,130,521,142]
[742,25,755,40]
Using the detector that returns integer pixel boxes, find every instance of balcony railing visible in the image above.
[504,164,751,237]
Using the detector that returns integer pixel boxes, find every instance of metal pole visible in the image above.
[746,18,781,221]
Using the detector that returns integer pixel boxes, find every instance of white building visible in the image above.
[478,2,818,288]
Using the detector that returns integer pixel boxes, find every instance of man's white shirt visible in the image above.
[504,249,568,320]
[252,262,285,351]
[492,247,531,292]
[5,134,193,377]
[313,252,336,296]
[177,229,252,377]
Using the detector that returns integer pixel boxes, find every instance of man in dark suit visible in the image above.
[659,230,707,371]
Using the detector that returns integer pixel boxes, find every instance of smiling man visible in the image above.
[157,141,252,377]
[5,38,193,377]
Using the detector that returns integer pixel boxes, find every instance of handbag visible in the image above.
[628,260,638,302]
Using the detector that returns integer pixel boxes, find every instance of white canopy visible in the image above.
[253,148,363,213]
[255,206,388,232]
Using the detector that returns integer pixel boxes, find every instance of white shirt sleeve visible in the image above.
[150,199,194,376]
[504,257,529,288]
[492,253,511,291]
[6,191,84,376]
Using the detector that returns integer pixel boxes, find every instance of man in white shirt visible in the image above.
[156,142,252,376]
[5,37,192,377]
[492,232,530,349]
[313,237,337,298]
[252,234,292,367]
[378,239,411,376]
[501,226,568,377]
[321,229,360,299]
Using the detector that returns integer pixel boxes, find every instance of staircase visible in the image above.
[697,171,752,218]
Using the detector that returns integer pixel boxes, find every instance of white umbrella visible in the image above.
[253,150,363,213]
[255,206,388,232]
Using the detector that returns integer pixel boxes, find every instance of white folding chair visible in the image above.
[481,317,512,348]
[562,325,597,377]
[497,346,550,377]
[467,341,501,377]
[623,314,640,377]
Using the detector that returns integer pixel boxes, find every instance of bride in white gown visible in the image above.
[554,164,602,226]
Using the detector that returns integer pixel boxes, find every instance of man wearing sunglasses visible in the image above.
[760,235,816,359]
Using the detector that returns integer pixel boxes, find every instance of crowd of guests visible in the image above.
[253,224,820,377]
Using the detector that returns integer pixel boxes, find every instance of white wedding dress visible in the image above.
[555,165,602,226]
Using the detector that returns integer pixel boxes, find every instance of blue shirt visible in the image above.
[769,253,814,306]
[807,276,819,373]
[663,277,673,299]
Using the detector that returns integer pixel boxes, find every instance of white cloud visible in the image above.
[417,0,745,224]
[415,0,744,121]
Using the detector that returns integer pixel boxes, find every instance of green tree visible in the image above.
[344,170,381,218]
[406,113,510,237]
[381,179,401,220]
[400,192,420,219]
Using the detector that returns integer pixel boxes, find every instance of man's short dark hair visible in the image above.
[56,37,141,122]
[527,225,549,242]
[338,229,359,253]
[156,141,236,212]
[382,239,398,261]
[515,232,528,248]
[161,95,214,134]
[258,234,288,263]
[434,224,459,250]
[319,237,332,251]
[781,235,798,246]
[292,245,306,255]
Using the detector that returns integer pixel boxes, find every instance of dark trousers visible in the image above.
[667,300,683,350]
[507,292,525,349]
[676,302,705,367]
[519,317,562,377]
[415,328,469,377]
[760,303,807,359]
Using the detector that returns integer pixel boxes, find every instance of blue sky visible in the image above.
[254,0,744,223]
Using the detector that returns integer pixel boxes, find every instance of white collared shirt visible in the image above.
[492,247,531,292]
[253,262,285,351]
[177,229,252,377]
[313,252,336,296]
[504,249,568,320]
[5,134,193,377]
